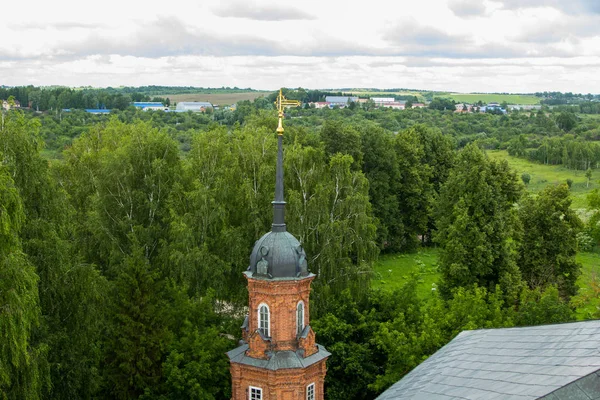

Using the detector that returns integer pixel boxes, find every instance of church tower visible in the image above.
[227,91,330,400]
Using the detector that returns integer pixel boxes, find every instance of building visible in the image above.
[2,99,20,110]
[227,93,330,400]
[84,109,111,114]
[324,96,358,106]
[377,320,600,400]
[176,101,213,112]
[371,97,396,105]
[132,102,165,110]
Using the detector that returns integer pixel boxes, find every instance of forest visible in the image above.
[1,87,600,400]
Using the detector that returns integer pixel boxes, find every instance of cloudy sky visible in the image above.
[3,0,600,93]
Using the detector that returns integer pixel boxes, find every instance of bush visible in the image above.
[576,232,595,252]
[521,173,531,185]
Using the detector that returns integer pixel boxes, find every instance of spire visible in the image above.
[272,89,300,233]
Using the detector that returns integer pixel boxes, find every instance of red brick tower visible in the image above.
[227,92,329,400]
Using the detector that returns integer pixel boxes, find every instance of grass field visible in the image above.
[372,248,440,297]
[487,150,594,210]
[573,252,600,319]
[447,93,540,105]
[373,247,600,320]
[165,92,271,106]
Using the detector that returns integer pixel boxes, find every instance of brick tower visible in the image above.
[227,91,330,400]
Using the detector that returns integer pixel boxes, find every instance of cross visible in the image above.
[274,89,301,135]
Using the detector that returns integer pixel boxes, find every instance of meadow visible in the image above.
[373,248,600,320]
[487,150,595,210]
[165,91,269,105]
[446,93,540,105]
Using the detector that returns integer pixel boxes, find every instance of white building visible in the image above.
[176,101,213,112]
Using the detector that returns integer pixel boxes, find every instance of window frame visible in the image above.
[306,382,315,400]
[297,300,305,336]
[249,386,262,400]
[257,303,270,337]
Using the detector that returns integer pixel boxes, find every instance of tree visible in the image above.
[517,184,583,299]
[435,143,523,299]
[0,165,47,400]
[555,111,577,132]
[1,112,107,400]
[521,173,531,185]
[586,168,592,188]
[102,247,171,399]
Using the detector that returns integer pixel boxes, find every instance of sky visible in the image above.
[3,0,600,93]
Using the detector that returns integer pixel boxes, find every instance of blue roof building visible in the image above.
[85,109,112,114]
[132,102,164,108]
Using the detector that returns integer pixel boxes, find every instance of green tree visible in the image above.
[555,111,577,132]
[521,173,531,185]
[586,167,592,188]
[435,143,523,299]
[102,247,172,399]
[0,165,47,400]
[2,112,106,400]
[517,184,583,298]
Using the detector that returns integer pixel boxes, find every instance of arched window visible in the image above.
[297,301,305,335]
[258,303,270,337]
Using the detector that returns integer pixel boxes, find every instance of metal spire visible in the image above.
[272,89,300,232]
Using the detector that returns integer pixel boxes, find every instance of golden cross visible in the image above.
[274,89,301,135]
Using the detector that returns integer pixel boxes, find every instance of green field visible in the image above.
[447,93,540,105]
[372,248,440,297]
[165,92,270,106]
[373,248,600,320]
[487,150,594,210]
[573,252,600,319]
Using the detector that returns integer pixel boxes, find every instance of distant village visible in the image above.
[1,96,543,115]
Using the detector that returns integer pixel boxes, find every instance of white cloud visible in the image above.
[1,0,600,92]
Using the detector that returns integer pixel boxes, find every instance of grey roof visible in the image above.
[247,231,309,279]
[227,343,330,371]
[176,101,213,108]
[377,320,600,400]
[325,96,358,104]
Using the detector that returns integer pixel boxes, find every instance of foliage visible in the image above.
[517,185,583,299]
[435,144,523,299]
[0,165,47,400]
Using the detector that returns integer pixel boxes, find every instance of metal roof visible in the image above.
[176,101,213,107]
[132,102,163,108]
[325,96,358,104]
[227,343,330,371]
[376,320,600,400]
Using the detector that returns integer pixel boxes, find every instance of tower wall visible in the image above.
[246,275,314,352]
[230,359,327,400]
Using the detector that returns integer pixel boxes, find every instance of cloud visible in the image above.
[61,16,284,58]
[448,0,487,17]
[212,2,315,21]
[9,21,103,30]
[496,0,600,15]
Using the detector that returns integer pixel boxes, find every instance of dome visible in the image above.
[248,230,309,279]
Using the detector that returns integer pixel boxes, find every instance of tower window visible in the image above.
[258,304,270,337]
[307,383,315,400]
[249,386,262,400]
[297,301,305,335]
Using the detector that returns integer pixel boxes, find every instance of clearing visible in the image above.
[487,150,595,210]
[373,247,600,320]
